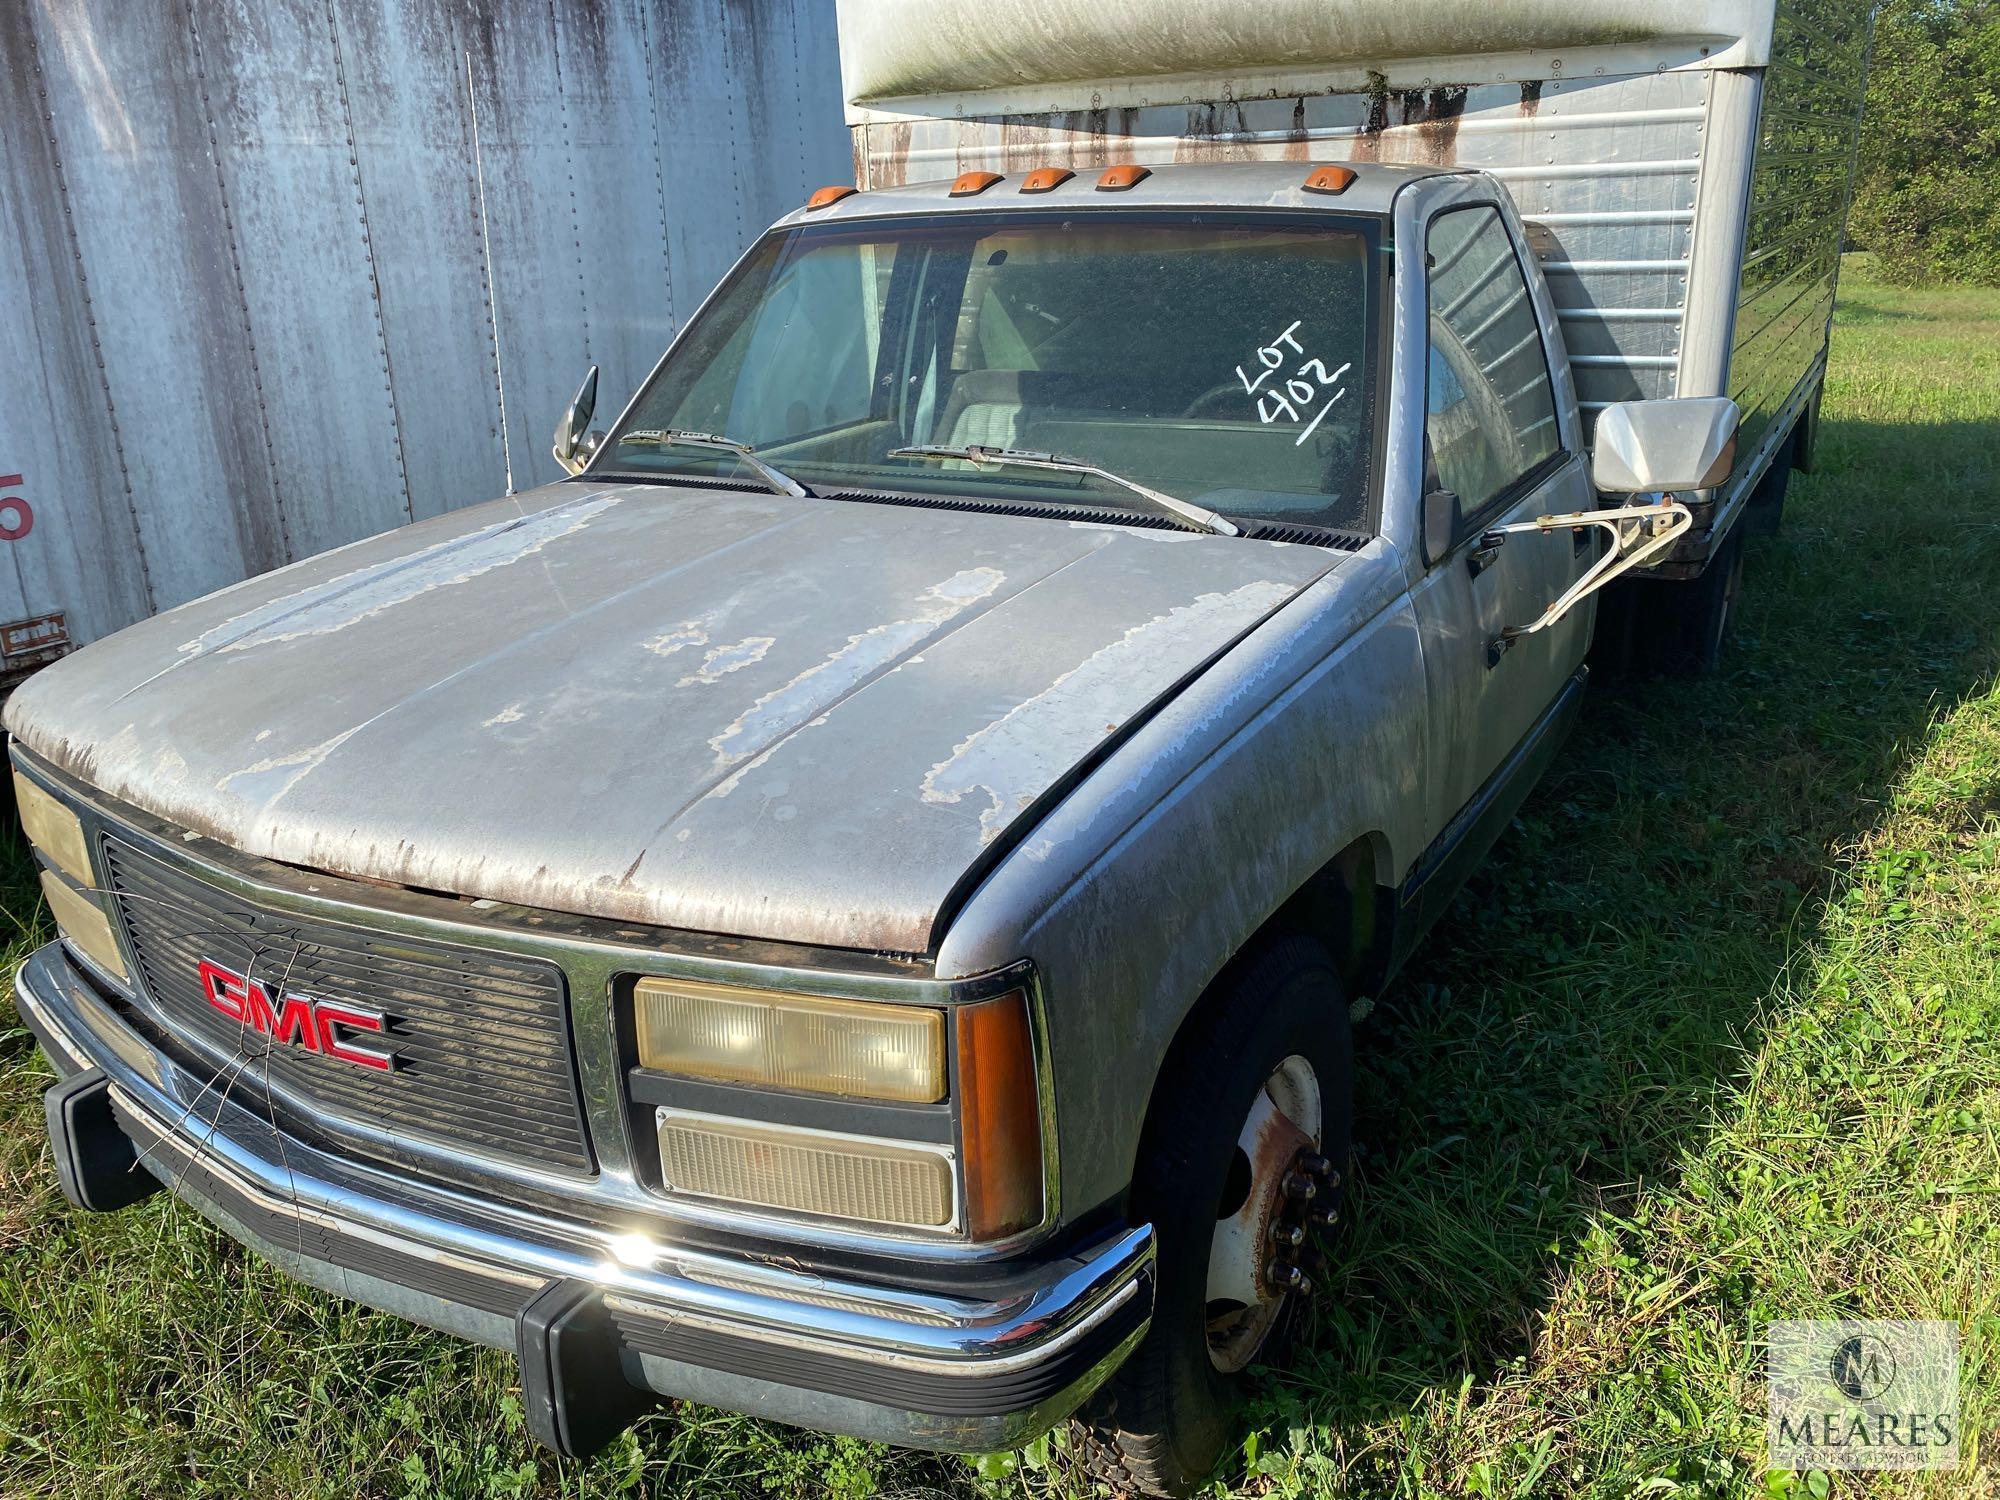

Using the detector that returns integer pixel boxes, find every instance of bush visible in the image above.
[1850,0,2000,285]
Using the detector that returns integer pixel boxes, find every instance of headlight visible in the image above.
[655,1109,955,1228]
[39,871,128,984]
[633,978,1046,1240]
[14,770,93,883]
[634,977,945,1102]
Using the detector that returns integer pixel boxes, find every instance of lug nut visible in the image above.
[1281,1172,1317,1202]
[1298,1152,1331,1178]
[1271,1222,1305,1248]
[1308,1205,1340,1229]
[1266,1261,1306,1292]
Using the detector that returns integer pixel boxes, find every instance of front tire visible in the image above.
[1067,936,1352,1496]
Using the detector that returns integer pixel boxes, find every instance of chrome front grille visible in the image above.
[102,838,592,1175]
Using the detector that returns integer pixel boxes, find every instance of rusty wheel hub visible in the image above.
[1204,1055,1337,1374]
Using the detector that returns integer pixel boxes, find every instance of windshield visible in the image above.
[597,210,1384,533]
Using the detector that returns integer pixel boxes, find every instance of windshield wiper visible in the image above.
[887,443,1240,537]
[618,429,810,499]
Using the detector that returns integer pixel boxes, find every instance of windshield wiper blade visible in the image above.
[619,428,811,499]
[888,444,1240,537]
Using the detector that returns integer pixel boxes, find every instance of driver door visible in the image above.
[1408,200,1594,842]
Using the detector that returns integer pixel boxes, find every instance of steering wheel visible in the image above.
[1180,382,1253,420]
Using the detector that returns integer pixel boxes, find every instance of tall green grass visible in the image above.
[2,259,1995,1498]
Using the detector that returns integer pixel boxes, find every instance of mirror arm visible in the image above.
[1486,498,1693,662]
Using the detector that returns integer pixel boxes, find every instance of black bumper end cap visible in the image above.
[44,1068,162,1213]
[517,1278,656,1459]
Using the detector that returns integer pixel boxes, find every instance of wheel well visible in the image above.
[1263,833,1396,1000]
[1114,836,1391,1225]
[1118,838,1386,1225]
[1138,834,1390,1135]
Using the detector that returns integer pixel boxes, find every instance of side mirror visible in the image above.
[1591,397,1740,495]
[1421,487,1461,567]
[552,365,602,475]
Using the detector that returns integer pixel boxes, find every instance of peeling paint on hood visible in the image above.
[918,582,1295,844]
[178,492,629,662]
[6,482,1342,952]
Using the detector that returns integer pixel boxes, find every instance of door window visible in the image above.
[1424,206,1560,520]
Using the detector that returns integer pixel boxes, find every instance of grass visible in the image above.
[2,256,1997,1498]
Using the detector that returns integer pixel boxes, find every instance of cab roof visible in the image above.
[774,160,1451,227]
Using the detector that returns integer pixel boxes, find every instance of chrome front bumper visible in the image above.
[16,942,1153,1454]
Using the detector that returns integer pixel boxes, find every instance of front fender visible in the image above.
[935,541,1427,1222]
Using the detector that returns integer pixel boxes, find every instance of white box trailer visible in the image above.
[0,0,850,686]
[835,0,1871,602]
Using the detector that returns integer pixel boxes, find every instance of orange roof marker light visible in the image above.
[1018,167,1074,194]
[805,184,857,210]
[951,170,1003,197]
[1302,165,1358,196]
[1096,164,1152,192]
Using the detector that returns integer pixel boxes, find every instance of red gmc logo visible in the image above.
[198,957,398,1072]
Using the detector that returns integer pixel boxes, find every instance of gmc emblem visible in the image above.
[198,957,398,1072]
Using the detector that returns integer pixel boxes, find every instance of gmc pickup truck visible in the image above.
[11,5,1870,1494]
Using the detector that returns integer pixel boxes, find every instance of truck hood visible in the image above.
[8,483,1340,953]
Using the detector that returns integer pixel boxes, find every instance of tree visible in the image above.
[1850,0,2000,284]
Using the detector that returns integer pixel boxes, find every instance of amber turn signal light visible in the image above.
[805,184,857,210]
[1018,167,1074,194]
[1302,164,1357,195]
[956,990,1044,1240]
[950,170,1003,197]
[1096,164,1152,191]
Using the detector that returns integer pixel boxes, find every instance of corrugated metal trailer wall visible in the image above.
[0,0,847,663]
[841,0,1871,527]
[850,72,1711,427]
